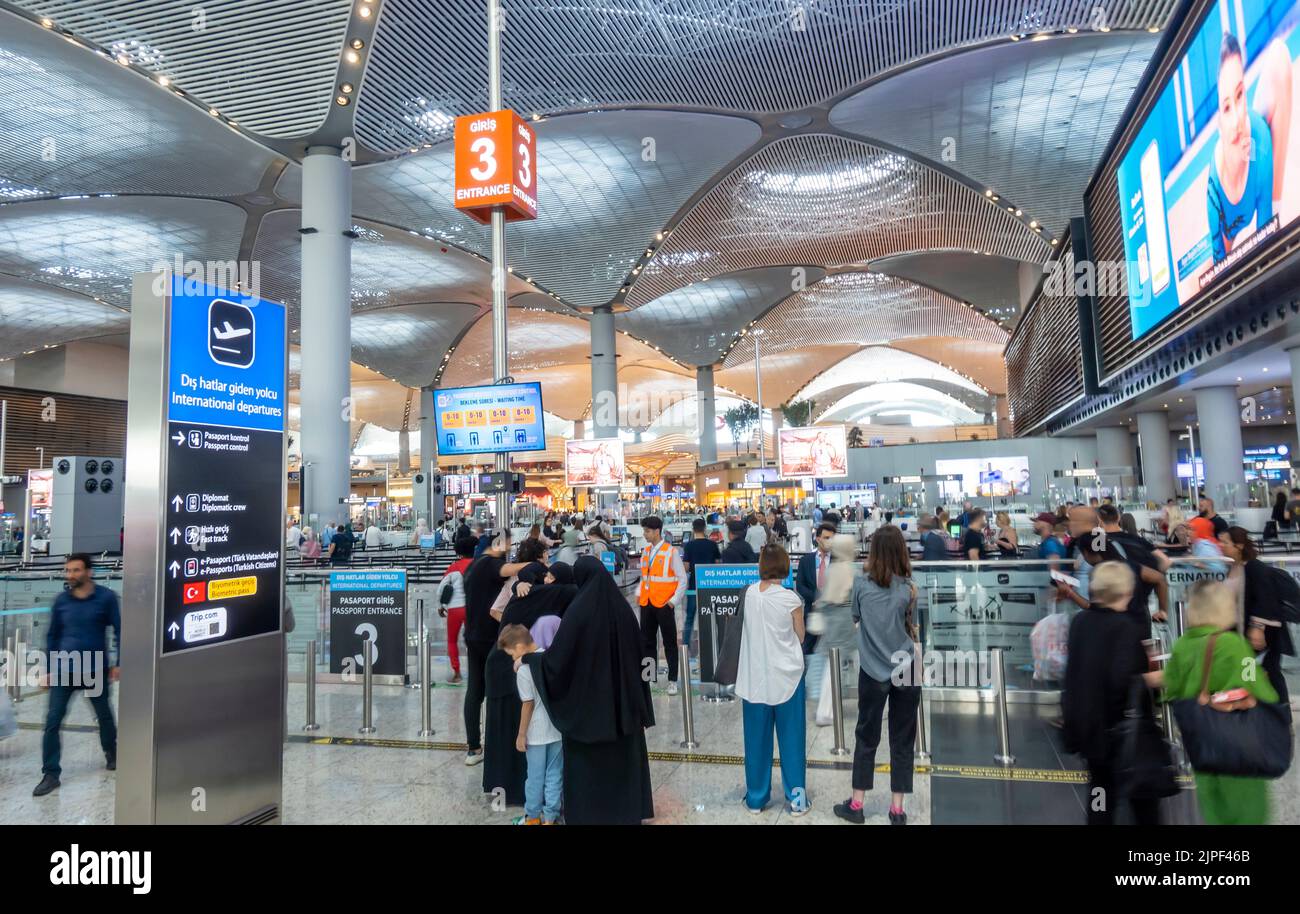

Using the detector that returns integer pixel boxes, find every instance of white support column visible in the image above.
[1195,385,1247,507]
[299,147,352,525]
[1288,346,1300,458]
[1136,411,1175,502]
[696,365,718,466]
[419,386,436,476]
[591,305,618,438]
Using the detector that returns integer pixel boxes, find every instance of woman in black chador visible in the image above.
[481,562,576,804]
[518,555,655,824]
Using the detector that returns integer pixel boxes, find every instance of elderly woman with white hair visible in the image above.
[1165,580,1281,825]
[1062,561,1164,825]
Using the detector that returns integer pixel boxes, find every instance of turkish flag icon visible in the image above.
[183,581,206,604]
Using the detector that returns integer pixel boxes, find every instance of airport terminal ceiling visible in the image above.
[0,0,1178,441]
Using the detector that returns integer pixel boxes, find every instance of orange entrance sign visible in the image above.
[453,109,538,224]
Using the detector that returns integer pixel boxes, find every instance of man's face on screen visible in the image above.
[1218,52,1250,170]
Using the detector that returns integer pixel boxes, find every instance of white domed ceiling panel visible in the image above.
[278,110,761,309]
[0,275,128,359]
[618,265,826,366]
[830,31,1159,234]
[628,134,1052,307]
[350,302,481,390]
[0,195,245,305]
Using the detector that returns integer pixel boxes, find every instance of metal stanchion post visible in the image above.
[915,689,931,763]
[359,632,376,734]
[828,646,849,756]
[408,599,424,690]
[303,639,320,731]
[419,625,435,738]
[3,634,14,702]
[677,644,698,750]
[12,627,25,703]
[991,647,1015,766]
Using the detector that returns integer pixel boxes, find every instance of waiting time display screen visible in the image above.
[432,382,547,455]
[1116,0,1300,340]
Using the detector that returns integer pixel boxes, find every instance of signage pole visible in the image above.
[753,330,765,471]
[488,0,510,533]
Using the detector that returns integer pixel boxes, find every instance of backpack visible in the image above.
[1264,564,1300,624]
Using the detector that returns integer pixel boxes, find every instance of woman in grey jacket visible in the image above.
[834,524,922,825]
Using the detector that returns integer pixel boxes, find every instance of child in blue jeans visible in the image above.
[499,624,563,825]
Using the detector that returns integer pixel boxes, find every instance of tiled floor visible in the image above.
[3,672,1296,825]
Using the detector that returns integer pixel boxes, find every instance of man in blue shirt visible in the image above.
[919,515,950,561]
[33,554,120,797]
[1033,512,1068,566]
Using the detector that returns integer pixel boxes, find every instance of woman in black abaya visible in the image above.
[519,555,655,824]
[481,562,577,804]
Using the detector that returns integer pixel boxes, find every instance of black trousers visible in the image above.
[640,601,678,683]
[852,669,921,794]
[463,640,492,751]
[1086,759,1161,825]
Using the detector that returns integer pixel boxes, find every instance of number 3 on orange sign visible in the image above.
[470,136,497,181]
[517,143,532,188]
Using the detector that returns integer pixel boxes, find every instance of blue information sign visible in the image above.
[167,277,286,432]
[160,276,286,655]
[695,564,793,682]
[432,382,546,456]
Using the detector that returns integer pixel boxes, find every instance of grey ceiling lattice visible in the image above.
[618,265,826,366]
[0,274,128,359]
[9,0,353,138]
[278,110,760,308]
[0,195,245,305]
[830,31,1159,234]
[628,134,1052,307]
[0,13,280,198]
[354,0,1174,154]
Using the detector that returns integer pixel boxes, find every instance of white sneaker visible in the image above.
[667,681,679,696]
[464,750,484,766]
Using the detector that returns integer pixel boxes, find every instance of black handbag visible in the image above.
[1110,678,1179,800]
[1170,633,1293,778]
[712,588,747,686]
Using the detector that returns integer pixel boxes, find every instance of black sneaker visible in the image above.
[105,754,116,771]
[32,774,60,797]
[832,800,865,824]
[889,810,907,825]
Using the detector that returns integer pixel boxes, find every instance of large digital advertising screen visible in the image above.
[432,382,546,456]
[1117,0,1300,340]
[565,437,625,486]
[935,456,1032,497]
[777,425,848,478]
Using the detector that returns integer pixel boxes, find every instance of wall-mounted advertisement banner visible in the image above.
[935,456,1031,497]
[433,382,546,456]
[27,468,52,509]
[1117,0,1300,340]
[161,276,285,654]
[777,425,848,478]
[328,569,408,678]
[564,437,624,486]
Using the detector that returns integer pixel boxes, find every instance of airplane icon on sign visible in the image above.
[212,322,251,343]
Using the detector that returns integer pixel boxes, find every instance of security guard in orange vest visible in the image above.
[638,516,688,694]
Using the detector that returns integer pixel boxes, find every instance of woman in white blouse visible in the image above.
[735,543,808,816]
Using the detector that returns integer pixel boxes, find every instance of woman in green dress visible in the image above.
[1163,580,1280,825]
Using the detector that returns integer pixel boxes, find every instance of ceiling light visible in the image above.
[208,108,219,116]
[346,50,360,64]
[351,38,365,49]
[340,83,354,94]
[157,75,170,86]
[40,17,53,27]
[1067,27,1078,33]
[1015,209,1023,217]
[337,95,351,105]
[358,4,373,18]
[1029,220,1037,228]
